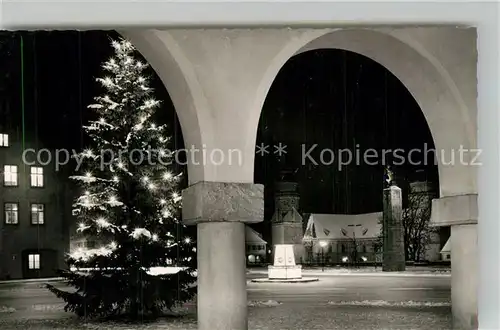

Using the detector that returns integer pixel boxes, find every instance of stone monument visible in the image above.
[270,172,305,262]
[268,244,302,279]
[382,168,406,272]
[251,243,318,283]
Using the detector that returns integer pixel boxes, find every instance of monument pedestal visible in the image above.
[251,244,317,283]
[268,265,302,280]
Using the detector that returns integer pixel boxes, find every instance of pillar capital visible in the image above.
[182,181,264,226]
[431,194,478,227]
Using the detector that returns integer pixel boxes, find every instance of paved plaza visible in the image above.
[0,272,451,329]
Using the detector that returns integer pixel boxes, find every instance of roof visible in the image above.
[304,212,382,240]
[440,237,451,253]
[245,226,267,244]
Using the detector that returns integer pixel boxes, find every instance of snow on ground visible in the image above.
[247,266,451,277]
[328,300,451,307]
[0,304,452,330]
[31,303,66,312]
[248,300,282,307]
[0,306,16,313]
[0,300,452,330]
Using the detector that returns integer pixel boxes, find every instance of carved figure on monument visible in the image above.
[384,166,395,188]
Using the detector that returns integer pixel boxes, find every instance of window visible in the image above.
[31,204,44,225]
[30,166,44,187]
[0,134,8,147]
[28,254,40,270]
[3,165,18,186]
[341,244,346,253]
[362,245,367,253]
[4,203,19,224]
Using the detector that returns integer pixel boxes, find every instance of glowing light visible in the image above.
[85,191,90,195]
[152,234,159,241]
[162,210,171,218]
[184,237,191,244]
[159,149,166,156]
[109,241,118,249]
[78,223,86,229]
[99,117,105,124]
[85,172,92,178]
[342,256,349,263]
[109,195,118,204]
[172,192,179,198]
[117,162,124,168]
[151,124,156,129]
[142,176,149,182]
[96,217,110,228]
[160,199,166,205]
[148,183,156,190]
[84,149,94,157]
[113,176,119,182]
[163,172,172,180]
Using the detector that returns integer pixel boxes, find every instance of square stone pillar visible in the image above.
[183,181,264,330]
[382,185,406,272]
[431,194,478,330]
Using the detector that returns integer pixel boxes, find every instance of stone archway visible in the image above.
[253,28,476,199]
[121,30,215,184]
[251,27,477,330]
[120,27,477,330]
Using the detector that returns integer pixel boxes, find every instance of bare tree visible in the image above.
[403,190,436,262]
[376,188,437,262]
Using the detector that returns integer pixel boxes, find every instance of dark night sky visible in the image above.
[0,31,438,242]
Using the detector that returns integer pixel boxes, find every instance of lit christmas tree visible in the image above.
[47,39,196,319]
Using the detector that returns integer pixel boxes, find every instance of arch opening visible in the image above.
[254,46,445,264]
[251,29,475,199]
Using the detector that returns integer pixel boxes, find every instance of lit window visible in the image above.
[28,254,40,270]
[31,204,44,225]
[4,203,19,224]
[30,166,44,187]
[3,165,18,186]
[0,134,8,147]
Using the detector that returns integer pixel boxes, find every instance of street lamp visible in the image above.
[319,240,328,272]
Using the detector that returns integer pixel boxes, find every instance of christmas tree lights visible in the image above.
[47,38,196,319]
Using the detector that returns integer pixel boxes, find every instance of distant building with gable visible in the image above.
[245,226,267,264]
[302,181,445,265]
[303,212,382,264]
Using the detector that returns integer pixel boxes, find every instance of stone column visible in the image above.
[382,185,406,272]
[431,194,478,330]
[183,181,264,330]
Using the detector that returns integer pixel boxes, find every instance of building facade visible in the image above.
[303,212,382,264]
[0,129,71,279]
[245,225,267,264]
[303,181,445,265]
